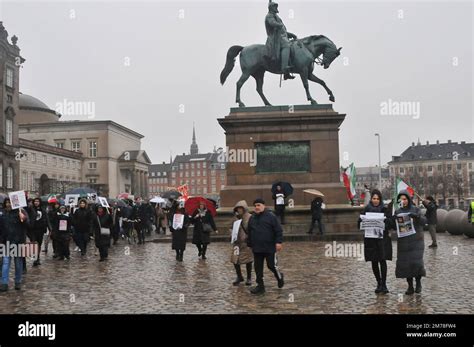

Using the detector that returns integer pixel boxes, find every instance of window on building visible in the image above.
[5,118,13,145]
[21,171,27,190]
[55,142,65,149]
[7,94,12,103]
[197,163,200,169]
[179,164,183,170]
[203,162,207,169]
[203,179,207,185]
[59,159,63,168]
[179,172,183,178]
[52,157,57,166]
[197,170,201,177]
[399,168,404,174]
[89,162,97,170]
[42,155,47,165]
[89,178,97,184]
[438,164,442,171]
[457,164,462,170]
[191,171,194,177]
[203,187,207,194]
[447,164,452,171]
[185,163,189,169]
[71,141,81,152]
[469,163,472,170]
[172,172,176,178]
[7,167,13,188]
[191,163,194,169]
[30,172,36,191]
[428,166,433,172]
[185,171,189,177]
[6,67,14,88]
[89,140,97,158]
[31,153,36,162]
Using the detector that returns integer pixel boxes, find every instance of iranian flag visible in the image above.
[342,163,356,201]
[395,178,415,197]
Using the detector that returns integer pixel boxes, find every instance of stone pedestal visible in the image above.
[217,104,348,208]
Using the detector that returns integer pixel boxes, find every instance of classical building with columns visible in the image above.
[17,93,150,197]
[0,22,25,193]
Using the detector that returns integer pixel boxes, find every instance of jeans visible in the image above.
[1,256,23,285]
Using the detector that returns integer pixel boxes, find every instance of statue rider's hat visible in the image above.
[268,0,279,11]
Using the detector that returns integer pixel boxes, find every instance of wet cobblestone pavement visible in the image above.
[0,233,472,314]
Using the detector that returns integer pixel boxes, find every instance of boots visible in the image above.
[406,278,415,295]
[415,277,422,293]
[233,264,244,285]
[375,280,382,294]
[0,284,8,292]
[250,285,265,295]
[277,273,285,289]
[14,283,21,290]
[380,281,389,294]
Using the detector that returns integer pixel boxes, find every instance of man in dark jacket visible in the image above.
[247,198,284,295]
[27,198,48,266]
[0,198,29,291]
[422,196,438,248]
[72,199,93,256]
[308,197,324,234]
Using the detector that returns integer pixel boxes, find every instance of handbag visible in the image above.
[97,216,110,236]
[202,222,213,233]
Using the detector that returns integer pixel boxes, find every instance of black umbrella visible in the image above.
[271,181,293,196]
[161,190,182,200]
[65,187,97,196]
[108,198,127,207]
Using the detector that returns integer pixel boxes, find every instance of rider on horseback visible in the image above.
[265,0,297,80]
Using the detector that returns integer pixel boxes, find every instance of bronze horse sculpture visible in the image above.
[220,35,342,107]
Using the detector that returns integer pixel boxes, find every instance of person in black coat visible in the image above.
[393,190,426,295]
[92,206,113,262]
[72,199,93,256]
[47,201,60,258]
[247,198,284,295]
[170,207,191,262]
[272,185,286,225]
[27,198,49,266]
[0,198,29,291]
[358,189,392,294]
[136,199,154,244]
[54,205,72,260]
[422,196,438,248]
[191,202,217,260]
[308,197,325,234]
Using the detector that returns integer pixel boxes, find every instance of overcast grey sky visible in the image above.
[2,0,472,167]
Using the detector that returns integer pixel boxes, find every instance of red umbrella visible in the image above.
[185,197,217,217]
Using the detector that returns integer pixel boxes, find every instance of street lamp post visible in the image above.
[375,133,382,190]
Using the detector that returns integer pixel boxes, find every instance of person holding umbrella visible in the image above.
[72,199,94,256]
[190,199,217,260]
[272,185,287,225]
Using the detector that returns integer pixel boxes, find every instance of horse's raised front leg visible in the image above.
[309,73,335,102]
[236,73,250,107]
[299,68,317,105]
[253,70,271,106]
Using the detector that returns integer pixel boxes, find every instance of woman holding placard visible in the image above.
[170,207,190,262]
[54,205,72,260]
[230,200,253,286]
[358,189,392,294]
[393,190,426,295]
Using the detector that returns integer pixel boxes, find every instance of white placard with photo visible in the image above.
[275,193,285,205]
[360,212,385,239]
[97,197,110,208]
[396,212,416,238]
[87,193,97,203]
[231,219,242,244]
[65,194,80,207]
[8,190,27,210]
[172,214,184,230]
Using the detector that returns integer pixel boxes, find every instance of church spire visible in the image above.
[190,123,199,155]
